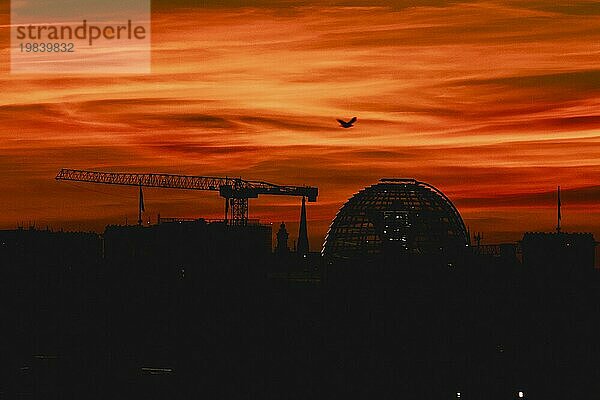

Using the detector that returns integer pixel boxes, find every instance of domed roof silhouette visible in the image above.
[322,179,469,261]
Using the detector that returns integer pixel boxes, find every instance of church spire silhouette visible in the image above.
[297,196,309,256]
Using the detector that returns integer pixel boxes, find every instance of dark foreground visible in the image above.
[1,248,599,399]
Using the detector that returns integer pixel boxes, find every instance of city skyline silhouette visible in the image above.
[1,0,599,397]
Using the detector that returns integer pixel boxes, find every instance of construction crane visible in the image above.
[55,168,318,226]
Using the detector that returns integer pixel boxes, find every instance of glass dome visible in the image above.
[322,179,469,261]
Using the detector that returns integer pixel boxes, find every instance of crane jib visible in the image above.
[55,168,318,224]
[55,168,317,201]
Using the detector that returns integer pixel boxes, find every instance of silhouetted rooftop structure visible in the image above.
[275,222,290,256]
[0,227,102,269]
[521,231,596,275]
[322,178,469,262]
[104,219,272,278]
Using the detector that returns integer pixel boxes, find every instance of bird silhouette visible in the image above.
[337,117,357,128]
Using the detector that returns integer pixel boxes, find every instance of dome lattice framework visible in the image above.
[322,179,469,260]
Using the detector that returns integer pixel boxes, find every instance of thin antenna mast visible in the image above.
[556,185,561,233]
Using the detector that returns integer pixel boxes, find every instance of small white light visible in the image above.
[456,392,461,398]
[518,391,524,398]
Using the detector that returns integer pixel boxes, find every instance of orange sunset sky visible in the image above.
[1,0,599,251]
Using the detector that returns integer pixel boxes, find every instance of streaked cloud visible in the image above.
[0,0,599,248]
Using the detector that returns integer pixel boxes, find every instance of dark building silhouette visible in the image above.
[297,196,309,256]
[475,242,520,265]
[275,222,289,255]
[104,218,272,275]
[0,227,102,269]
[322,178,469,263]
[521,232,596,275]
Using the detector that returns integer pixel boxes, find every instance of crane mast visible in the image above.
[55,168,318,225]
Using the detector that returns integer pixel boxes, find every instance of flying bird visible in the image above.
[337,117,357,128]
